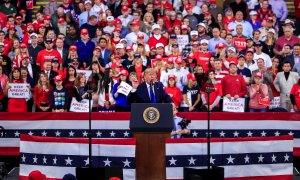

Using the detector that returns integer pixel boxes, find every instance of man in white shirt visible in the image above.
[118,6,133,27]
[253,41,272,68]
[170,57,189,91]
[125,21,148,46]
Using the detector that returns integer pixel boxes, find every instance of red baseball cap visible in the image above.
[58,18,65,23]
[39,23,46,28]
[131,20,140,26]
[204,12,211,16]
[16,16,22,20]
[20,43,27,48]
[21,54,29,60]
[19,9,26,14]
[114,54,121,59]
[54,75,63,82]
[69,45,77,51]
[8,25,15,30]
[120,69,129,76]
[167,57,174,63]
[168,74,176,80]
[111,62,121,69]
[155,55,163,60]
[126,46,134,51]
[114,18,122,25]
[28,170,45,180]
[188,53,195,59]
[137,33,144,39]
[185,4,192,10]
[228,60,237,66]
[215,42,227,49]
[187,73,196,81]
[254,72,262,78]
[94,46,101,51]
[122,5,129,11]
[80,28,89,35]
[175,57,183,64]
[27,22,33,27]
[154,1,161,5]
[114,27,122,32]
[246,48,254,54]
[44,15,51,20]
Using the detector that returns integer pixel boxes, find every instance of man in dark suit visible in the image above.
[55,38,69,67]
[127,68,172,104]
[110,0,122,18]
[36,59,58,87]
[99,38,111,65]
[283,43,300,69]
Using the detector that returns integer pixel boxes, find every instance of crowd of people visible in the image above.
[0,0,299,113]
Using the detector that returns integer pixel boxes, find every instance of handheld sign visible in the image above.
[76,70,92,82]
[69,97,92,112]
[8,83,30,99]
[117,81,133,96]
[222,97,245,112]
[180,92,192,108]
[177,35,189,51]
[269,96,280,109]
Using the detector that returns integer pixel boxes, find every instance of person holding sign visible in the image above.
[112,69,131,112]
[34,72,53,112]
[5,68,28,112]
[249,72,269,112]
[73,73,88,102]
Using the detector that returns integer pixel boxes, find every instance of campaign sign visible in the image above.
[222,97,245,112]
[117,81,132,96]
[8,83,30,99]
[69,97,92,112]
[76,70,92,81]
[177,35,189,51]
[269,96,280,109]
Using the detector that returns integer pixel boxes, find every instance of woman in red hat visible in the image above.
[112,69,131,112]
[249,72,269,112]
[164,74,182,108]
[13,43,29,68]
[5,68,28,112]
[111,27,122,51]
[181,73,201,112]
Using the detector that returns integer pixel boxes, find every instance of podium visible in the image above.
[130,103,173,180]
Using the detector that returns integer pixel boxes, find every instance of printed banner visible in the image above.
[8,83,30,99]
[222,97,245,112]
[69,97,92,112]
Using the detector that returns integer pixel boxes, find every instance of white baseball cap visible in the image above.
[249,10,257,16]
[200,39,209,45]
[152,24,161,31]
[155,43,164,48]
[116,43,124,49]
[190,30,198,36]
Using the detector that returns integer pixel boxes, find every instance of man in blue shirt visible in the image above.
[208,27,226,54]
[75,29,95,67]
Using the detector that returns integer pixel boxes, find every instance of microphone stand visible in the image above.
[87,89,93,168]
[205,83,215,170]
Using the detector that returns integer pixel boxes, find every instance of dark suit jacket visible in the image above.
[101,49,112,65]
[283,54,296,68]
[110,3,122,18]
[55,48,69,67]
[127,81,172,104]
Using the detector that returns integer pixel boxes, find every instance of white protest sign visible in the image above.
[8,83,30,98]
[269,96,280,109]
[180,92,192,108]
[76,70,93,81]
[177,35,189,51]
[117,81,132,96]
[222,97,245,112]
[69,97,92,112]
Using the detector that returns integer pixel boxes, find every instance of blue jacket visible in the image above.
[75,40,95,66]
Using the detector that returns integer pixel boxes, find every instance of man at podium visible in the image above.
[127,68,172,103]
